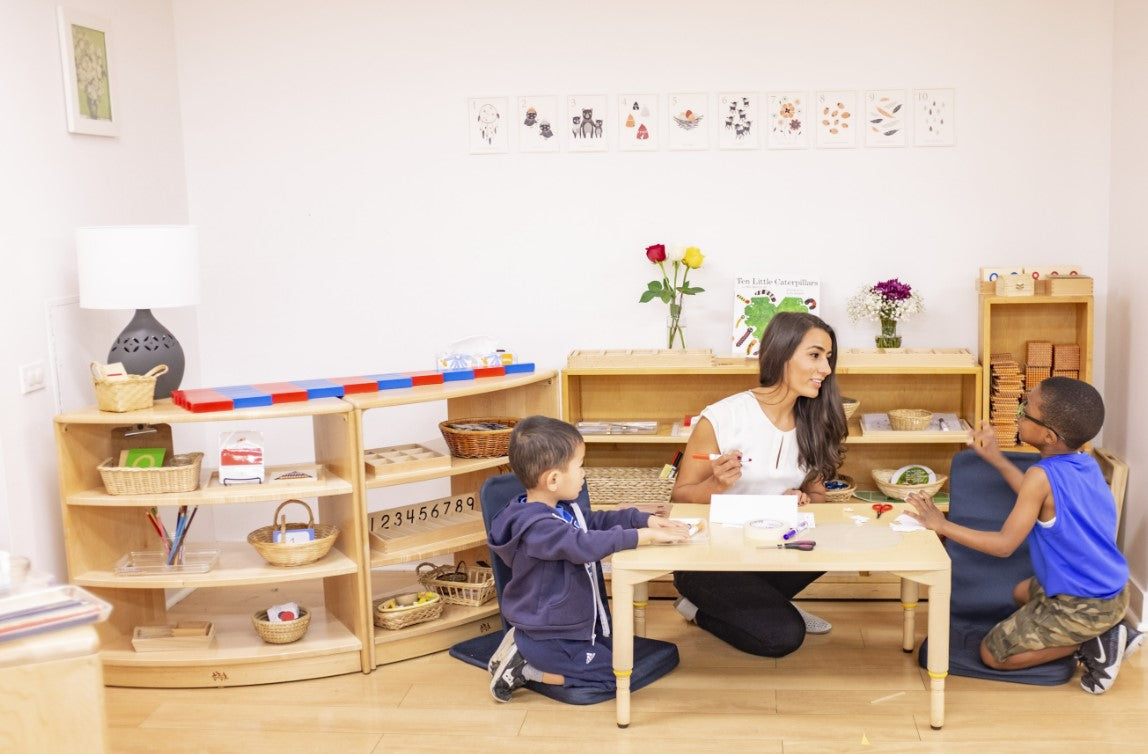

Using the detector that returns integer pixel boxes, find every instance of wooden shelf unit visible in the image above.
[342,370,559,667]
[54,398,370,688]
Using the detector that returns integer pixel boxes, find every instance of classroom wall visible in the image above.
[0,0,193,578]
[1105,0,1148,622]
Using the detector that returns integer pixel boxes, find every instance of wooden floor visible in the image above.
[106,599,1147,753]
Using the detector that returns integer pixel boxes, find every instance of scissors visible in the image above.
[872,503,893,519]
[763,540,817,550]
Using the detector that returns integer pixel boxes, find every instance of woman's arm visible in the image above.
[670,418,744,503]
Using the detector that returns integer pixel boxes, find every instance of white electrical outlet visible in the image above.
[19,361,47,394]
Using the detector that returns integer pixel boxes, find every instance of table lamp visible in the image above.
[76,225,200,399]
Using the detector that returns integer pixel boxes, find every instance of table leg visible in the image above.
[926,575,950,729]
[900,578,919,653]
[612,572,635,728]
[633,581,649,637]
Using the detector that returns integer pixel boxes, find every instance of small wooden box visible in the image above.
[364,443,450,478]
[132,621,215,652]
[995,275,1034,297]
[1035,275,1092,296]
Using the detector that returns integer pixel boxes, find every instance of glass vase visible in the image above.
[666,315,687,349]
[875,317,902,348]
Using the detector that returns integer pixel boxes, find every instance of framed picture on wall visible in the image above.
[815,91,857,148]
[717,92,759,149]
[618,94,658,151]
[864,89,908,147]
[518,95,560,153]
[468,96,510,154]
[667,92,709,150]
[914,88,956,146]
[766,91,809,149]
[567,94,608,152]
[57,7,118,137]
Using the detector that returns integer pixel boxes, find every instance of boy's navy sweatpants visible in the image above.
[516,626,616,691]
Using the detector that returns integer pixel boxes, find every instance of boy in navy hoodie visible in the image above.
[486,415,690,702]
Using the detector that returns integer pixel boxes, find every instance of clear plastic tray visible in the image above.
[114,545,221,576]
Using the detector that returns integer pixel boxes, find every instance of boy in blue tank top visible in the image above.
[907,377,1142,694]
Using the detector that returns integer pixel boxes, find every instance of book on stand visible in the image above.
[731,275,820,357]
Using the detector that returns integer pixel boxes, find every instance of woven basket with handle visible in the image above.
[247,499,339,567]
[416,561,495,606]
[91,363,168,412]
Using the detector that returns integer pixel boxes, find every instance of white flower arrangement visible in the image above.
[846,278,924,323]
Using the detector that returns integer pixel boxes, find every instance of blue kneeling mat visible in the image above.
[918,449,1076,685]
[449,473,679,704]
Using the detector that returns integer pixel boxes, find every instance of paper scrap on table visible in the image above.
[710,494,799,526]
[890,513,926,532]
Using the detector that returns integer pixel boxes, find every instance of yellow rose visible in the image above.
[683,246,704,269]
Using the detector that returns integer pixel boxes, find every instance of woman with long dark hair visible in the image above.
[671,311,848,656]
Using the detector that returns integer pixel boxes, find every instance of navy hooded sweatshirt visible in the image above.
[488,495,650,642]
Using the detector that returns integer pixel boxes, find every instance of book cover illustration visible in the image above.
[731,275,820,357]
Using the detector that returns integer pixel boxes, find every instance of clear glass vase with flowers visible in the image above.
[639,244,705,348]
[846,278,924,348]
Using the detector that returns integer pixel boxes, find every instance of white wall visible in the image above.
[1106,0,1148,622]
[0,0,192,579]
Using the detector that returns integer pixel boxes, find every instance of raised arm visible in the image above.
[670,418,742,503]
[968,421,1026,493]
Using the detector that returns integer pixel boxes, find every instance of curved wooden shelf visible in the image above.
[343,371,556,411]
[66,470,353,507]
[55,397,351,425]
[366,456,507,489]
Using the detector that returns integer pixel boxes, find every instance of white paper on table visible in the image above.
[710,494,799,526]
[890,513,926,532]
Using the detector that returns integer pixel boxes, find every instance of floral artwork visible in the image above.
[766,92,809,149]
[567,94,608,152]
[469,96,509,154]
[618,94,658,151]
[914,88,956,146]
[57,9,117,137]
[640,244,706,348]
[815,91,857,148]
[864,90,907,147]
[717,93,758,150]
[667,92,709,150]
[518,95,560,153]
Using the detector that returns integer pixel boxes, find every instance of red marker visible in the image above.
[692,453,752,463]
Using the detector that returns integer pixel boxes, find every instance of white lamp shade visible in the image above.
[76,225,201,310]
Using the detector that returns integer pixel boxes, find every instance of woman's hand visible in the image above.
[709,451,744,492]
[905,491,946,532]
[784,488,811,506]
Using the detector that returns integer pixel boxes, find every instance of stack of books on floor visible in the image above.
[0,585,111,644]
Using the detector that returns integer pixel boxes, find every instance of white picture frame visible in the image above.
[468,96,510,154]
[717,92,759,150]
[567,94,608,152]
[914,88,956,146]
[864,89,908,147]
[815,90,857,148]
[57,7,117,137]
[517,95,560,153]
[667,92,709,150]
[766,91,810,149]
[618,94,658,151]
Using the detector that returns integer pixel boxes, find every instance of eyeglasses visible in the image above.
[1016,400,1059,437]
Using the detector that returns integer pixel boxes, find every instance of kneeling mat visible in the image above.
[919,619,1076,685]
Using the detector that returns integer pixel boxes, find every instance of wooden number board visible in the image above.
[368,492,485,555]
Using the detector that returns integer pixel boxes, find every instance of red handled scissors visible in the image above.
[872,503,893,519]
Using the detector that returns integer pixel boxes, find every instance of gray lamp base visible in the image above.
[108,308,185,399]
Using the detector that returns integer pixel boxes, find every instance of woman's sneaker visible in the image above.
[1080,623,1127,694]
[795,604,832,634]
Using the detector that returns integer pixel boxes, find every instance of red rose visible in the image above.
[645,244,666,263]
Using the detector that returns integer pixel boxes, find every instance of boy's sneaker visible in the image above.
[1123,621,1144,660]
[489,633,528,703]
[487,627,517,674]
[1080,622,1127,694]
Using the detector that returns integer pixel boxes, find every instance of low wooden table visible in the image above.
[609,503,952,729]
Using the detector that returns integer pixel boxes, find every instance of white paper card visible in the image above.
[710,494,799,526]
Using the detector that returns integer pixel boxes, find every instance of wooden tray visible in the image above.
[364,444,450,478]
[837,348,976,367]
[132,621,216,651]
[567,349,715,368]
[368,493,484,556]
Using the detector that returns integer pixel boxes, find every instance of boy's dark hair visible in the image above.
[508,415,584,490]
[1039,376,1104,450]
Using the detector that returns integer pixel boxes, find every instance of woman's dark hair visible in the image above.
[757,312,848,485]
[1038,376,1104,450]
[508,415,584,489]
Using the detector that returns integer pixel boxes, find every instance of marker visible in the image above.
[692,453,753,463]
[782,520,809,540]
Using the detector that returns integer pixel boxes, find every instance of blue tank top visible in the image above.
[1029,453,1127,599]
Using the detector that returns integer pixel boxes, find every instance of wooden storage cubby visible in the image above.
[343,370,559,667]
[54,398,368,688]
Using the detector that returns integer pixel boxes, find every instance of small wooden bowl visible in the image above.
[822,475,856,502]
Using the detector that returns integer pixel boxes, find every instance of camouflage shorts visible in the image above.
[983,578,1129,663]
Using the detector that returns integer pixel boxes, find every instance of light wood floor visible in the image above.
[106,599,1147,753]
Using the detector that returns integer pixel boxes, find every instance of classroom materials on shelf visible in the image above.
[119,447,166,467]
[114,545,219,576]
[91,362,168,412]
[247,500,339,567]
[575,420,657,435]
[584,467,675,507]
[98,452,203,495]
[859,412,968,437]
[373,591,444,630]
[219,430,264,485]
[252,606,310,644]
[132,621,215,652]
[170,362,536,413]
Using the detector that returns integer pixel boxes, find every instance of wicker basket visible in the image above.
[585,467,675,506]
[247,500,339,567]
[871,469,948,501]
[417,562,496,606]
[91,363,168,413]
[373,591,444,630]
[842,397,860,421]
[438,417,518,458]
[887,409,933,431]
[252,607,311,644]
[822,475,856,502]
[98,452,203,495]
